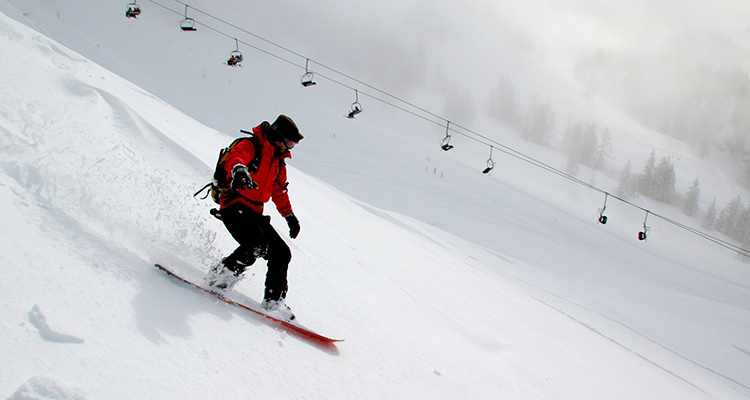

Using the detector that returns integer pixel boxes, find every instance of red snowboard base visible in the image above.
[154,264,343,348]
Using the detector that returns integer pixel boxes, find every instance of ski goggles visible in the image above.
[283,137,297,150]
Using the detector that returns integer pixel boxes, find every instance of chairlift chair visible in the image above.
[228,51,243,66]
[346,90,363,118]
[598,193,608,224]
[125,2,141,18]
[301,72,316,87]
[441,137,454,151]
[482,146,496,174]
[180,17,196,31]
[300,59,316,87]
[638,211,650,240]
[227,39,243,66]
[482,159,496,174]
[347,102,362,119]
[180,5,196,31]
[440,122,454,151]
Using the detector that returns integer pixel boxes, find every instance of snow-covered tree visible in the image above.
[593,127,613,170]
[522,97,555,145]
[735,206,750,245]
[716,196,743,238]
[638,150,657,198]
[564,121,598,174]
[683,178,700,217]
[702,197,717,229]
[616,159,637,198]
[652,157,676,204]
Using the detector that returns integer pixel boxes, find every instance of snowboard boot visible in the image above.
[261,298,295,322]
[204,260,244,291]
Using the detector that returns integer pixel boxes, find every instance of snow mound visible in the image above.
[8,376,87,400]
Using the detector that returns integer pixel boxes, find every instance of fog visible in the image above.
[492,0,748,64]
[234,0,750,158]
[11,0,747,176]
[498,0,750,153]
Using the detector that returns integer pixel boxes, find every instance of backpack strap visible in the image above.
[236,130,263,171]
[194,129,265,205]
[193,182,212,199]
[246,135,262,172]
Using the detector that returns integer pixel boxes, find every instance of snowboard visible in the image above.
[154,263,343,345]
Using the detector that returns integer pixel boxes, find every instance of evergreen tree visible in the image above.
[564,122,583,174]
[638,150,657,197]
[735,206,750,245]
[702,197,717,229]
[683,178,700,217]
[580,123,598,167]
[616,159,637,198]
[564,122,598,173]
[716,196,743,237]
[594,127,613,170]
[652,157,676,204]
[523,97,555,145]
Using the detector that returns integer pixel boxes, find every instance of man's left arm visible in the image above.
[272,162,300,239]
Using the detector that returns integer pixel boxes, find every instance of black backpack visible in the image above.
[194,130,261,204]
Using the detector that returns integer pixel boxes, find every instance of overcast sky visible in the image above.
[181,0,750,142]
[491,0,750,68]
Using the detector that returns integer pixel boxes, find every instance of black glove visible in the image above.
[285,213,300,239]
[231,165,257,191]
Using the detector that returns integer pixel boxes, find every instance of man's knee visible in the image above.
[268,244,291,265]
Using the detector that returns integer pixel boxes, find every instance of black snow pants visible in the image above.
[220,204,291,301]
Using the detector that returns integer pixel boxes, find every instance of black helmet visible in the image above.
[271,115,304,143]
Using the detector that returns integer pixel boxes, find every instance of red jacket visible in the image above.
[220,123,294,217]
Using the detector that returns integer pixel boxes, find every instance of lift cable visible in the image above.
[139,0,750,258]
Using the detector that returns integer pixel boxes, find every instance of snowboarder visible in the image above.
[205,115,304,321]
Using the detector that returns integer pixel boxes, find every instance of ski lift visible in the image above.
[300,59,316,87]
[180,5,197,31]
[598,193,609,224]
[346,90,363,118]
[227,39,243,66]
[482,146,496,174]
[440,121,454,151]
[638,211,650,240]
[125,1,141,18]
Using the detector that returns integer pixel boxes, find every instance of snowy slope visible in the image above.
[1,2,749,399]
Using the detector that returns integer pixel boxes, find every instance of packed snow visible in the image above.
[1,1,749,399]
